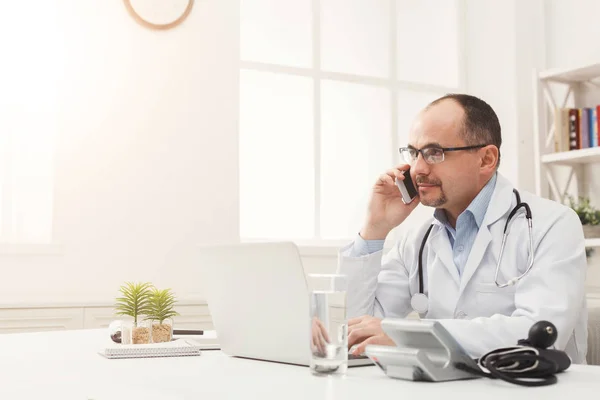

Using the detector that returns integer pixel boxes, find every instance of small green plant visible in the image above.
[115,281,153,325]
[147,287,180,343]
[569,196,600,226]
[147,287,179,324]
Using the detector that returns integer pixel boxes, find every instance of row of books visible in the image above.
[554,106,600,152]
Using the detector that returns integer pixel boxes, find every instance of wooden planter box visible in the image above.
[583,224,600,239]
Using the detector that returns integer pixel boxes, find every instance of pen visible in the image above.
[173,329,204,335]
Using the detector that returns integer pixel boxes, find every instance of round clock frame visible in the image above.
[123,0,194,30]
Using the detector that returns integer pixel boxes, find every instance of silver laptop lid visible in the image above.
[197,241,311,366]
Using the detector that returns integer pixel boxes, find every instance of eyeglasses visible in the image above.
[399,144,489,165]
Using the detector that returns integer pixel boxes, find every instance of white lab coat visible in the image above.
[337,174,588,363]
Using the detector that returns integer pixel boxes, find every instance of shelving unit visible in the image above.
[533,62,600,249]
[586,238,600,248]
[541,147,600,166]
[538,63,600,84]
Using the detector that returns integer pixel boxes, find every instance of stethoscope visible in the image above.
[410,189,534,315]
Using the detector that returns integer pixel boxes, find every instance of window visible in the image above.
[240,0,464,243]
[0,114,55,244]
[0,2,57,244]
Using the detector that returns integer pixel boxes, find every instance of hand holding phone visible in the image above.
[360,165,419,240]
[395,168,418,204]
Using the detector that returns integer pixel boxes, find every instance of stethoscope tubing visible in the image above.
[415,189,533,308]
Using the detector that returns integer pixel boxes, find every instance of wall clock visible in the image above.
[124,0,194,30]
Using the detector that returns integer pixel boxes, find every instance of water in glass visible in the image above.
[308,274,348,375]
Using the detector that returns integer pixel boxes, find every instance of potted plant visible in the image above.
[147,287,179,343]
[115,282,153,344]
[569,196,600,238]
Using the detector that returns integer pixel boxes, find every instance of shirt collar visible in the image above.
[433,173,497,229]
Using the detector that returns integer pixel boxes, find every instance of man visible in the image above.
[338,94,588,363]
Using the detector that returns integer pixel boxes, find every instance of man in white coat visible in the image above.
[339,94,588,363]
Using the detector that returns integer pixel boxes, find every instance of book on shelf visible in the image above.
[554,106,600,152]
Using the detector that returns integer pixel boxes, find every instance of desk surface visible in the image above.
[0,329,599,399]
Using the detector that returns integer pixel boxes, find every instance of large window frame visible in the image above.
[239,0,467,250]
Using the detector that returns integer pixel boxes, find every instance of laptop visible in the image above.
[197,241,373,367]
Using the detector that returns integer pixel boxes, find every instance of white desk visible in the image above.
[0,329,599,399]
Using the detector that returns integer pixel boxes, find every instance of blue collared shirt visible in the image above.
[350,173,497,276]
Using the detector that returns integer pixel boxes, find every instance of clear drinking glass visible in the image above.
[308,273,348,375]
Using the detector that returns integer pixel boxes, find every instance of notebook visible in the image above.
[100,338,202,359]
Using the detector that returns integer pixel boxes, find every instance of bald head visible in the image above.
[412,98,465,143]
[425,94,502,167]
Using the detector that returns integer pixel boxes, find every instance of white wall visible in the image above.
[545,0,600,69]
[464,0,544,193]
[0,1,240,303]
[464,0,518,186]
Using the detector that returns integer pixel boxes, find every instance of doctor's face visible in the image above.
[406,99,485,211]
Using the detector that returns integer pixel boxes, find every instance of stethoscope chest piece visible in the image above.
[410,293,429,315]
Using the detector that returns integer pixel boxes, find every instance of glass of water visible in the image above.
[308,273,348,375]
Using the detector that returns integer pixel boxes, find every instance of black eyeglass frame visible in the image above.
[398,144,490,164]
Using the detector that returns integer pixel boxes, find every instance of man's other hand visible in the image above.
[347,315,395,356]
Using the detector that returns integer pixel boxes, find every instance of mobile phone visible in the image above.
[395,169,418,204]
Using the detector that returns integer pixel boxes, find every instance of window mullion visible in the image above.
[456,0,468,92]
[390,0,399,164]
[312,0,321,240]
